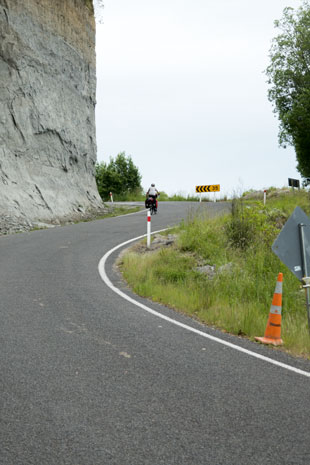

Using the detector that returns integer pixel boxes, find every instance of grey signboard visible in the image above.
[272,206,310,281]
[288,178,300,188]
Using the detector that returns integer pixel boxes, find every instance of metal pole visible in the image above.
[147,209,151,248]
[304,284,310,333]
[298,223,310,331]
[299,224,308,275]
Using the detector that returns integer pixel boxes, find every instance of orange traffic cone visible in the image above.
[255,273,283,346]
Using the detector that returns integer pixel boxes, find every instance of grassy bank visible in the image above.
[119,189,310,358]
[73,205,143,224]
[97,205,142,218]
[102,191,227,202]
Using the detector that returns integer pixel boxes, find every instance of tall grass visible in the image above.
[106,190,228,202]
[104,190,146,202]
[119,190,310,358]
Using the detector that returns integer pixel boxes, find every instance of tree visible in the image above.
[265,1,310,178]
[95,152,142,199]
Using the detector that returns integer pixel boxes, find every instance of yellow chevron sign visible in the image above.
[196,185,220,193]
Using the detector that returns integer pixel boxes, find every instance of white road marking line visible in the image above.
[98,230,310,379]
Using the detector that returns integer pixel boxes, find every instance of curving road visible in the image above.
[1,201,310,465]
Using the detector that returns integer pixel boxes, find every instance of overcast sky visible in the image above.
[94,0,302,198]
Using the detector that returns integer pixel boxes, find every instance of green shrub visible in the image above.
[95,152,143,200]
[225,199,280,249]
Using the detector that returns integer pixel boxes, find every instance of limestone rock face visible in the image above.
[0,0,104,230]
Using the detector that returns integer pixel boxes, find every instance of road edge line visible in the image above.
[98,230,310,379]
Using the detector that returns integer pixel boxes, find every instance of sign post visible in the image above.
[272,206,310,331]
[299,223,310,329]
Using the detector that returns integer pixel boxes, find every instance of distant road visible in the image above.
[1,201,310,465]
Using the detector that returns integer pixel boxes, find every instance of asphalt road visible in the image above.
[1,201,310,465]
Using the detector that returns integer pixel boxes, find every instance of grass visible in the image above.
[9,206,143,234]
[119,188,310,358]
[101,190,228,203]
[97,205,142,218]
[77,205,143,222]
[106,192,146,202]
[243,187,310,215]
[159,192,203,202]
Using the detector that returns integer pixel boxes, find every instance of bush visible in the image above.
[96,152,142,200]
[225,200,280,249]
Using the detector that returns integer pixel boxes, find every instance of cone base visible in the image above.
[255,336,283,346]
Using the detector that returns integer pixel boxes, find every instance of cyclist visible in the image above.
[145,183,159,211]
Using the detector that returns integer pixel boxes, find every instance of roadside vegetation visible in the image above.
[119,188,310,358]
[95,152,228,203]
[102,190,224,203]
[96,152,144,201]
[79,205,143,222]
[266,1,310,179]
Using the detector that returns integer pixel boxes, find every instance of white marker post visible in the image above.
[263,190,267,206]
[109,192,113,203]
[147,209,151,248]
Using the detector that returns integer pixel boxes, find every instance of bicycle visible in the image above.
[146,196,157,215]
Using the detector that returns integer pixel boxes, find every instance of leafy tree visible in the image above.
[265,1,310,178]
[95,152,142,199]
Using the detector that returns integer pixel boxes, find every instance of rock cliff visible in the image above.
[0,0,104,232]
